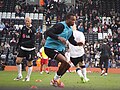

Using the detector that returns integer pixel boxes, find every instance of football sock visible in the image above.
[54,73,61,81]
[40,65,43,72]
[45,67,49,73]
[82,68,87,79]
[105,68,108,73]
[26,66,33,79]
[76,68,84,78]
[16,63,22,77]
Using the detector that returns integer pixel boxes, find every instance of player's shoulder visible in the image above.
[54,23,64,29]
[31,25,36,30]
[73,30,84,35]
[22,25,26,29]
[30,26,36,33]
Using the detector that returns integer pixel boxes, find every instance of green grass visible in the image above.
[0,71,120,90]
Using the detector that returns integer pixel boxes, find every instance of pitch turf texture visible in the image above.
[0,71,120,90]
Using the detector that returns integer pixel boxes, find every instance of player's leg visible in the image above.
[99,56,105,76]
[104,57,109,76]
[70,57,85,82]
[23,50,35,81]
[23,60,33,81]
[80,56,89,82]
[70,57,83,78]
[56,53,70,77]
[43,59,49,74]
[45,64,49,74]
[14,49,24,81]
[76,64,84,78]
[50,53,70,87]
[40,59,43,74]
[44,48,69,87]
[80,65,90,82]
[14,57,23,80]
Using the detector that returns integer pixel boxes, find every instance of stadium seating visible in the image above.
[84,33,98,42]
[29,13,34,19]
[6,12,11,19]
[11,12,16,19]
[2,12,7,18]
[0,12,44,29]
[34,13,39,20]
[25,13,30,17]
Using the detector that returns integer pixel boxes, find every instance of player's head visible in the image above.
[103,39,108,44]
[25,17,32,27]
[65,13,76,27]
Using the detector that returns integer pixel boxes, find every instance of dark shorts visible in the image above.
[17,48,35,61]
[44,47,64,59]
[70,55,85,66]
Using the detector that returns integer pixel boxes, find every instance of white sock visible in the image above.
[26,66,33,79]
[16,64,22,77]
[54,73,61,81]
[82,68,87,79]
[77,69,84,78]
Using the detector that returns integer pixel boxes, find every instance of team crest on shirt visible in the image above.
[22,34,30,38]
[22,34,26,38]
[26,35,30,38]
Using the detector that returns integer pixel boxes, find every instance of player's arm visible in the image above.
[37,52,42,58]
[16,29,22,50]
[97,44,103,51]
[45,23,64,40]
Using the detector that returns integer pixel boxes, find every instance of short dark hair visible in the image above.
[103,39,108,43]
[65,13,75,20]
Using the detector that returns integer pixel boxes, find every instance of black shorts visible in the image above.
[70,55,85,66]
[17,48,35,61]
[44,47,65,59]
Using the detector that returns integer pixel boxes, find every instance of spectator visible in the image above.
[93,24,98,33]
[77,22,84,32]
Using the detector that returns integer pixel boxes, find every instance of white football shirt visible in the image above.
[69,30,85,58]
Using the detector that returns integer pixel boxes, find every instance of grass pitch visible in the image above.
[0,71,120,90]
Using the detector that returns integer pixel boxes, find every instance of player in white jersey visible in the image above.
[68,24,89,83]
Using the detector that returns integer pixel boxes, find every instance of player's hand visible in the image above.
[58,37,66,45]
[77,42,83,46]
[37,52,42,58]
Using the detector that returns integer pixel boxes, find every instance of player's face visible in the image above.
[68,16,76,26]
[25,18,31,27]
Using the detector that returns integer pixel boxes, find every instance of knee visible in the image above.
[16,60,21,64]
[64,61,69,65]
[27,61,33,66]
[61,61,70,68]
[16,57,22,64]
[65,62,71,69]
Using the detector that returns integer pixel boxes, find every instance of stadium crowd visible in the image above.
[0,0,120,70]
